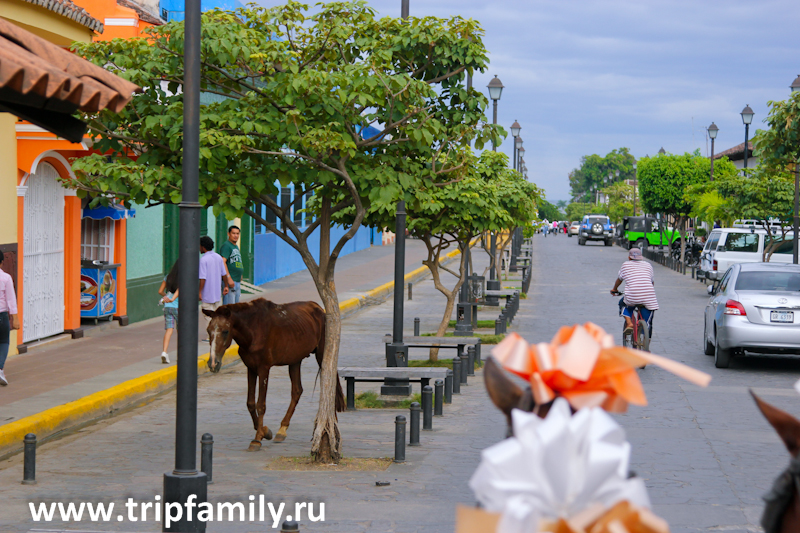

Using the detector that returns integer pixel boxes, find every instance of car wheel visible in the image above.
[604,239,612,246]
[714,330,731,368]
[635,238,647,250]
[703,321,714,356]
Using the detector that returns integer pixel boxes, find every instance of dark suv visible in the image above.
[578,214,613,246]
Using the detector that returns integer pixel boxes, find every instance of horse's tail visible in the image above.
[335,372,345,413]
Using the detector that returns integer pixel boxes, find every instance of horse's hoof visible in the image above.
[214,360,222,373]
[264,428,273,441]
[273,433,286,443]
[247,441,262,452]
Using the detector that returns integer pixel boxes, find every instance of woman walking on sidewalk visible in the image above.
[158,260,179,364]
[0,250,20,385]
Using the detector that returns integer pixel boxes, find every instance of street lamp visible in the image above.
[791,74,800,94]
[658,147,666,155]
[511,120,521,171]
[707,122,719,181]
[487,75,504,152]
[741,105,754,170]
[518,145,525,172]
[633,160,637,216]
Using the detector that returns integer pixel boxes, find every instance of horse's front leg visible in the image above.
[246,367,261,452]
[274,363,302,443]
[250,367,273,451]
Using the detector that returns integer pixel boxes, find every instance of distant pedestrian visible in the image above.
[552,220,558,236]
[199,236,230,336]
[157,260,179,364]
[220,225,244,305]
[0,250,20,386]
[542,219,549,237]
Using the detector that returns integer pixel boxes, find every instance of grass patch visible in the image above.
[448,319,498,328]
[521,293,527,299]
[355,391,422,409]
[267,456,393,471]
[419,332,505,344]
[409,358,484,369]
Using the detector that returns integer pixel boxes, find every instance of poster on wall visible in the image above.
[80,267,117,318]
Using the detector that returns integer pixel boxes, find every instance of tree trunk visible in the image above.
[310,283,342,463]
[422,238,468,362]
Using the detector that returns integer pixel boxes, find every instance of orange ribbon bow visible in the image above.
[491,323,711,413]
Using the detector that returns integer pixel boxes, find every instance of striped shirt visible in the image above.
[618,260,659,310]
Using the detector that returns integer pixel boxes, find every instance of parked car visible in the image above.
[568,221,580,237]
[704,263,800,368]
[619,216,680,250]
[578,214,613,246]
[699,227,795,281]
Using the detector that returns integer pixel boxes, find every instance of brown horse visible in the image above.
[751,391,800,533]
[202,299,345,451]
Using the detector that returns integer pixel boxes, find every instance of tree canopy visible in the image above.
[68,1,499,463]
[568,148,636,199]
[754,92,800,170]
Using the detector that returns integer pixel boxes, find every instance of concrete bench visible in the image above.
[485,289,519,297]
[338,367,450,411]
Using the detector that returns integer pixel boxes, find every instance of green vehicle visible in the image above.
[620,216,680,250]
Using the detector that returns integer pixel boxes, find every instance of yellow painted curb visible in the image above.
[0,243,472,457]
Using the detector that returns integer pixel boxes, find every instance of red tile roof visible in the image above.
[18,0,104,33]
[713,141,753,161]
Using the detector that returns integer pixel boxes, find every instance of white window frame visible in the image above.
[81,218,115,263]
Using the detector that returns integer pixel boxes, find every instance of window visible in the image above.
[293,189,304,226]
[629,219,644,232]
[304,191,315,225]
[81,218,114,262]
[705,232,721,252]
[254,197,277,234]
[769,235,795,255]
[723,233,759,253]
[280,187,292,229]
[735,271,800,291]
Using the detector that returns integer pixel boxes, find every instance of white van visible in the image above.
[699,228,795,280]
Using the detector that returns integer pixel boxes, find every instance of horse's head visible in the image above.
[202,306,234,373]
[751,390,800,533]
[484,357,552,434]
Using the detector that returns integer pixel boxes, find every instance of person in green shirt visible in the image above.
[220,225,244,304]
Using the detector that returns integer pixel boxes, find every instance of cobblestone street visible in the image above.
[1,236,799,532]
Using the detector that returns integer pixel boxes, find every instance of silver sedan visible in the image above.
[704,262,800,368]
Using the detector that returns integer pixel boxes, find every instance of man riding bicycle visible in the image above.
[610,248,658,337]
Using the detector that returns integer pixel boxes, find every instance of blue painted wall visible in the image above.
[253,225,375,286]
[160,0,242,21]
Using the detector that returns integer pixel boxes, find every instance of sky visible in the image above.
[254,0,799,204]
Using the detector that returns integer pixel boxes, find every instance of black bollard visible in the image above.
[409,402,421,446]
[422,386,433,430]
[414,317,420,337]
[452,357,461,394]
[444,370,453,403]
[434,379,444,416]
[467,346,476,376]
[460,348,469,385]
[281,520,299,532]
[408,282,412,301]
[394,415,406,462]
[201,433,213,484]
[475,341,482,365]
[495,318,502,335]
[22,433,36,485]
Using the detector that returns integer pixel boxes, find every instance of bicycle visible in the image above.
[611,290,650,352]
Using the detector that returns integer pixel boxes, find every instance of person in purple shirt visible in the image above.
[198,236,230,338]
[0,250,20,386]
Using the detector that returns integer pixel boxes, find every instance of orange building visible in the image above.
[2,0,159,352]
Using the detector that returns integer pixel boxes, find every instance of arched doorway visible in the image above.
[23,162,65,342]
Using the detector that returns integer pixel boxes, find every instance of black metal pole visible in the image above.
[163,0,207,529]
[492,100,498,151]
[710,137,715,181]
[794,164,799,265]
[394,415,406,462]
[743,123,750,170]
[22,434,36,485]
[401,0,409,19]
[489,232,496,280]
[512,137,517,172]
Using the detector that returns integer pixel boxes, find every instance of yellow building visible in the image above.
[1,0,130,354]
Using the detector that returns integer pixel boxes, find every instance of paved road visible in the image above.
[1,235,798,532]
[520,233,800,533]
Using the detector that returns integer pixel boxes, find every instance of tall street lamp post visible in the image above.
[163,0,207,530]
[511,120,521,171]
[791,76,800,264]
[632,161,637,216]
[707,122,719,181]
[487,76,504,152]
[518,145,525,173]
[741,105,754,170]
[485,76,504,306]
[383,0,410,395]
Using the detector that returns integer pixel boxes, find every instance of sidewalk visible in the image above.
[0,240,440,445]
